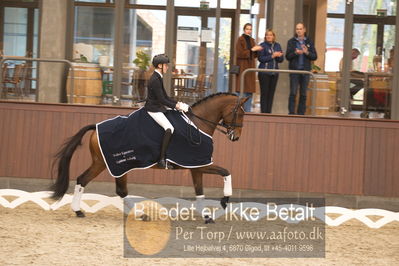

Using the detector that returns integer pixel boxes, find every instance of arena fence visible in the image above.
[1,189,398,229]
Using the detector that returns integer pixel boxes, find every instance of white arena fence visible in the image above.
[0,189,398,229]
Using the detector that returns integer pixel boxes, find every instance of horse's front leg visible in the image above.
[192,165,233,213]
[190,169,213,224]
[195,165,232,209]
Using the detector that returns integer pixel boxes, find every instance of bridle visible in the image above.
[188,98,244,138]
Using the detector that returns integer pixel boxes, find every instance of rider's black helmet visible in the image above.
[152,54,170,68]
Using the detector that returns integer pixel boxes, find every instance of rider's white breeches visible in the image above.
[147,111,174,133]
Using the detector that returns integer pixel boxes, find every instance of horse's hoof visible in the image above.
[75,210,85,218]
[140,214,151,221]
[220,196,229,209]
[204,215,215,224]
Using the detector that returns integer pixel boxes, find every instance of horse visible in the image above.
[51,92,249,222]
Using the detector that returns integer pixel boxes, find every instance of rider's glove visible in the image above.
[178,102,189,112]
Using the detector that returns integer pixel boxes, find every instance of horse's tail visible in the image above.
[51,124,96,200]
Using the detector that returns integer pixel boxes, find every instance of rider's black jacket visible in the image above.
[144,71,177,113]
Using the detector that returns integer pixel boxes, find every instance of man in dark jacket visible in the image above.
[144,54,188,169]
[286,23,317,115]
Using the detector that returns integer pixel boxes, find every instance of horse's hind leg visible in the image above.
[115,174,141,217]
[115,174,128,198]
[72,131,105,217]
[72,161,105,217]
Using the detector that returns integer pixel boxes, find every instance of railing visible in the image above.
[239,68,318,115]
[0,56,75,103]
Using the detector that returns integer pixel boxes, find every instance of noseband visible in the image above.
[189,98,243,136]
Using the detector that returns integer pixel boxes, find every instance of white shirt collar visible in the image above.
[154,69,163,78]
[296,36,307,42]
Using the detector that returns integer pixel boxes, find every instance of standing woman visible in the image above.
[258,29,284,113]
[235,23,263,112]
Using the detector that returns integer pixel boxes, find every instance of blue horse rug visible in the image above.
[96,108,213,177]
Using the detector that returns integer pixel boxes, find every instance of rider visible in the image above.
[144,54,189,169]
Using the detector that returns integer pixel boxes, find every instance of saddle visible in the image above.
[96,108,213,177]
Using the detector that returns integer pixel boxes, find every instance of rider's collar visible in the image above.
[155,69,163,78]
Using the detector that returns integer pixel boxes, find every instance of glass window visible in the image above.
[75,0,114,3]
[122,9,166,100]
[31,8,40,91]
[325,18,344,72]
[208,17,232,92]
[327,0,346,13]
[4,7,27,57]
[129,0,166,5]
[175,15,202,74]
[354,0,396,16]
[73,6,115,65]
[174,0,245,9]
[384,25,396,71]
[241,0,252,10]
[174,0,197,8]
[33,8,39,58]
[328,0,397,15]
[221,0,236,9]
[124,9,166,64]
[173,14,220,102]
[173,0,248,9]
[174,0,216,8]
[353,23,378,72]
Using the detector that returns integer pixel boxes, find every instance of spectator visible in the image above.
[258,29,284,113]
[339,48,364,99]
[286,23,317,115]
[388,46,395,70]
[235,23,263,112]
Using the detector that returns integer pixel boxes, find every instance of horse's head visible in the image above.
[190,93,250,140]
[220,96,250,142]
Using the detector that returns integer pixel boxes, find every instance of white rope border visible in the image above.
[1,189,398,229]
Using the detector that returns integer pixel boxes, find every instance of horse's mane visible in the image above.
[191,92,237,108]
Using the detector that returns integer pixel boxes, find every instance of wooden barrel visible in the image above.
[66,63,102,105]
[306,74,335,115]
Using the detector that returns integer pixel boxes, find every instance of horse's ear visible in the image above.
[240,96,250,105]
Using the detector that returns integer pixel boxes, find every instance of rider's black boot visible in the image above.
[157,129,173,169]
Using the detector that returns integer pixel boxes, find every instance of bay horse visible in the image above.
[51,92,249,221]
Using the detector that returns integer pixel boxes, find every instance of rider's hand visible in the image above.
[179,102,189,112]
[180,103,190,113]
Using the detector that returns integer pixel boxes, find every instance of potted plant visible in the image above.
[311,63,321,73]
[132,50,151,100]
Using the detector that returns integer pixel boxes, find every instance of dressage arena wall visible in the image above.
[0,101,398,197]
